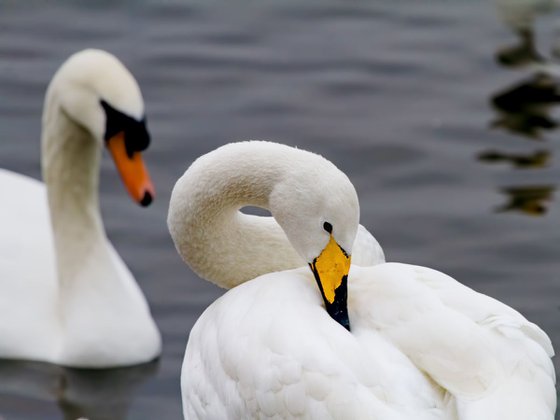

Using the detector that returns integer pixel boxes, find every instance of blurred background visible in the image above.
[1,0,560,419]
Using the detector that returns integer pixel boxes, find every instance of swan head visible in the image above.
[268,151,360,330]
[45,49,154,206]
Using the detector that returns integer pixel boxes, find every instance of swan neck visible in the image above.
[42,106,107,284]
[169,150,304,289]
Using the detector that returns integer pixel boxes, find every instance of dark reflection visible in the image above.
[0,358,158,420]
[496,29,544,67]
[478,149,550,169]
[490,74,560,139]
[497,185,555,216]
[495,29,544,68]
[482,0,559,215]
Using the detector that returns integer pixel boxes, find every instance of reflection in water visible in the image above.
[495,0,556,67]
[478,149,550,168]
[495,26,543,67]
[483,0,560,215]
[490,74,560,139]
[497,185,555,215]
[0,359,158,420]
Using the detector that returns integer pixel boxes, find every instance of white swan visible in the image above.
[168,141,556,419]
[0,49,161,368]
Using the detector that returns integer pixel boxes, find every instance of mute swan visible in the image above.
[0,49,161,368]
[168,141,556,419]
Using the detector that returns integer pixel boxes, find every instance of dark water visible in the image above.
[1,0,560,418]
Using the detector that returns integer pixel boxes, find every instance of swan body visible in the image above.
[169,141,556,419]
[0,50,161,368]
[184,264,554,419]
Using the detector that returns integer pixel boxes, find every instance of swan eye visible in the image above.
[323,222,333,234]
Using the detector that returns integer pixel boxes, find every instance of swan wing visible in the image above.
[351,224,385,266]
[350,263,556,420]
[411,264,556,420]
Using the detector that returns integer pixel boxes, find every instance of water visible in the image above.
[1,0,560,418]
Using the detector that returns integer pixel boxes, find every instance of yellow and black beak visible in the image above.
[106,131,155,207]
[309,235,352,331]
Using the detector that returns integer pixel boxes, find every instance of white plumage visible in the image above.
[169,141,555,419]
[0,50,161,368]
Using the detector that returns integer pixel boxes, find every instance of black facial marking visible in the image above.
[323,221,333,234]
[309,261,351,331]
[100,100,150,158]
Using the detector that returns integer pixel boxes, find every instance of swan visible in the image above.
[0,49,161,368]
[168,141,556,419]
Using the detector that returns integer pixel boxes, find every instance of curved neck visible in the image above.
[168,145,305,289]
[41,103,110,287]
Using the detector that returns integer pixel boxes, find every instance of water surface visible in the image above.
[1,1,560,418]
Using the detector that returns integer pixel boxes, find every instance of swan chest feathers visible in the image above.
[182,264,556,420]
[0,169,160,366]
[182,267,441,420]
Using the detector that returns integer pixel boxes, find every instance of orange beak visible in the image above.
[106,132,155,206]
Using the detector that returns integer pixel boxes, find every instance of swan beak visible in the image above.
[309,235,351,331]
[106,131,155,207]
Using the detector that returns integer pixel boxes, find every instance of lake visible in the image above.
[1,0,559,418]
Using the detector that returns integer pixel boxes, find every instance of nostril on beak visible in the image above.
[140,191,153,207]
